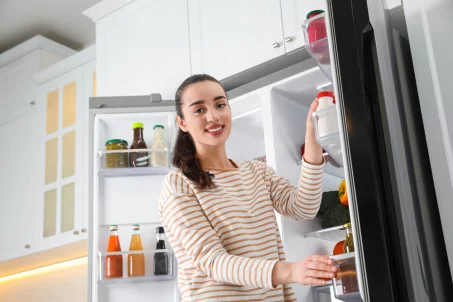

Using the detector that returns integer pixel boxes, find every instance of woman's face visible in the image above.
[177,81,232,148]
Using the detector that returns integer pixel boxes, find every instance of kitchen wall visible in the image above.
[0,262,87,302]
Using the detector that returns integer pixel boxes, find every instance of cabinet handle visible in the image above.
[74,230,80,235]
[272,42,281,48]
[285,36,294,43]
[81,228,87,233]
[25,244,30,249]
[30,101,36,106]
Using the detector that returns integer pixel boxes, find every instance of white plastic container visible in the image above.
[316,91,338,137]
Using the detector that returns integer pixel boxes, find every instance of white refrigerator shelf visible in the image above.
[98,249,175,286]
[304,224,347,242]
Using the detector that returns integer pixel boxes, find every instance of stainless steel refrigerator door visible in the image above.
[324,0,453,301]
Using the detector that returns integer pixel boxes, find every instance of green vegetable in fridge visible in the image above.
[316,190,351,228]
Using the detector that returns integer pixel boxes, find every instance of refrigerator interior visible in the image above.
[91,110,179,302]
[224,62,361,301]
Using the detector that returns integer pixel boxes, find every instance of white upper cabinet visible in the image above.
[188,0,286,80]
[0,36,75,125]
[83,0,191,99]
[280,0,327,53]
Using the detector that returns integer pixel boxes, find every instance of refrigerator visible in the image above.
[87,0,453,301]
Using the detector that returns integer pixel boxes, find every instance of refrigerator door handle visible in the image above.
[361,22,376,105]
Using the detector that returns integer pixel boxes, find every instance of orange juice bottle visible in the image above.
[105,225,123,278]
[128,224,145,277]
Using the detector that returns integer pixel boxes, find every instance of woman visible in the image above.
[158,74,338,301]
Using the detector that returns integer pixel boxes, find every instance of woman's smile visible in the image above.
[205,124,224,136]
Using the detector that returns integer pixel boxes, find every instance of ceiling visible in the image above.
[0,0,102,54]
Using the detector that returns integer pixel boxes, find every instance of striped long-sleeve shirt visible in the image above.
[157,158,324,301]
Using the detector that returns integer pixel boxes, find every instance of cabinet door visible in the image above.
[189,0,285,80]
[0,51,38,125]
[280,0,327,53]
[38,66,85,251]
[95,0,190,99]
[0,112,41,261]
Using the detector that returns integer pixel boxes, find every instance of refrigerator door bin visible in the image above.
[302,13,332,81]
[312,284,333,302]
[330,253,362,302]
[99,148,171,177]
[312,105,343,166]
[98,249,175,286]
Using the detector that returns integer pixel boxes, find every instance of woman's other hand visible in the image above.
[303,99,324,165]
[272,255,338,287]
[291,255,338,286]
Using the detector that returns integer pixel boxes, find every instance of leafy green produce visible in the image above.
[317,190,351,228]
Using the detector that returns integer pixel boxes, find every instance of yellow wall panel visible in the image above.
[62,131,76,179]
[45,138,58,184]
[93,72,97,97]
[46,89,59,134]
[61,183,75,233]
[63,81,76,128]
[43,189,57,238]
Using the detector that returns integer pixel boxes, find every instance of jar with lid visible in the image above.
[105,139,128,168]
[305,10,328,55]
[150,125,169,167]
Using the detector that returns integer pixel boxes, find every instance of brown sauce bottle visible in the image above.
[129,122,149,167]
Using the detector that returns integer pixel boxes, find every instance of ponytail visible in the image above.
[172,129,215,190]
[173,74,224,190]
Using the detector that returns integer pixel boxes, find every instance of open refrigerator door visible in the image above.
[89,104,180,302]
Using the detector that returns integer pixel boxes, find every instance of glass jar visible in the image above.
[343,223,355,253]
[105,139,128,168]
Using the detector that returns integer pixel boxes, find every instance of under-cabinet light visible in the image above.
[0,257,87,283]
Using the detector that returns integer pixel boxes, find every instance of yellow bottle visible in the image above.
[128,224,145,277]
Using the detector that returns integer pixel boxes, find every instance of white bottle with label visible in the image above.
[315,91,338,138]
[150,125,169,167]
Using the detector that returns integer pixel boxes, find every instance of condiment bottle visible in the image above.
[315,91,337,138]
[105,225,123,278]
[129,122,149,167]
[343,223,355,253]
[128,224,145,277]
[150,125,168,167]
[154,227,168,275]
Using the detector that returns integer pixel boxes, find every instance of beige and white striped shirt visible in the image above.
[158,159,324,301]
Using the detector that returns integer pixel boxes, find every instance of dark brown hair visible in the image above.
[172,74,226,190]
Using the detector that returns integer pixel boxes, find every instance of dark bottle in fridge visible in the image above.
[154,227,169,275]
[129,122,149,167]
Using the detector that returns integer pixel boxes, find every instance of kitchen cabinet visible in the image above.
[83,0,191,99]
[280,0,328,53]
[34,45,96,252]
[188,0,285,80]
[0,35,75,126]
[0,36,75,262]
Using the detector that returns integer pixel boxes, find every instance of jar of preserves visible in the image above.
[105,139,128,168]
